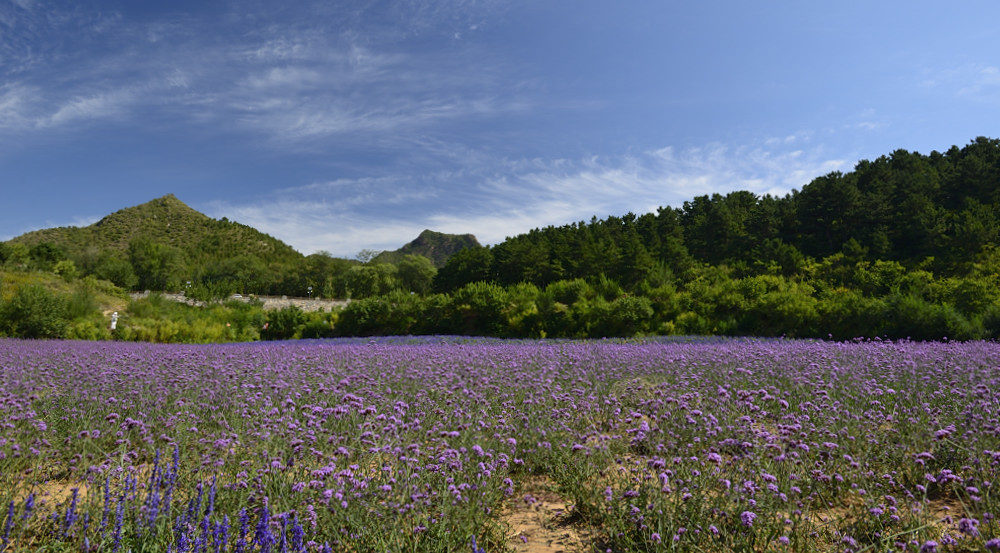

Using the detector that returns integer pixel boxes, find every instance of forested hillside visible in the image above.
[3,137,1000,341]
[398,136,1000,340]
[2,195,477,300]
[438,137,1000,291]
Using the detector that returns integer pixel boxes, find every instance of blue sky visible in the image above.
[2,0,999,258]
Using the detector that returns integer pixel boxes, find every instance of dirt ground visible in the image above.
[503,477,598,553]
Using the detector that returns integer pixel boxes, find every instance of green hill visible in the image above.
[5,195,306,294]
[10,194,303,265]
[372,229,481,268]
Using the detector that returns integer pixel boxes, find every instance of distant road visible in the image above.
[129,292,351,312]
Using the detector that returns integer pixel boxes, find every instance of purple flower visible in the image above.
[2,501,14,551]
[958,517,979,536]
[920,540,938,553]
[21,493,34,521]
[740,511,756,527]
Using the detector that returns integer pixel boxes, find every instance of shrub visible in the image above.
[262,305,305,340]
[588,295,654,337]
[0,284,69,338]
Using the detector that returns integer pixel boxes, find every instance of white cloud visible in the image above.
[960,65,1000,98]
[206,141,848,257]
[0,83,33,130]
[40,89,135,128]
[0,1,520,145]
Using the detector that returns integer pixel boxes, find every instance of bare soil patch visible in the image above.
[503,477,597,553]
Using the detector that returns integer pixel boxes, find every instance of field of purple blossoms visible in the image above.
[1,336,999,552]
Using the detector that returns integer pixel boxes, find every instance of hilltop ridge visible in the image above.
[372,229,481,268]
[10,194,303,264]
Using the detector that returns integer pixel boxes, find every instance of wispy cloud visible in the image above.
[0,83,34,129]
[919,63,1000,104]
[957,65,1000,100]
[207,141,848,257]
[0,0,528,161]
[40,88,135,128]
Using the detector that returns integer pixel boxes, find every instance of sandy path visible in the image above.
[503,477,597,553]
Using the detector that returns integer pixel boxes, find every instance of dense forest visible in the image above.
[4,137,1000,341]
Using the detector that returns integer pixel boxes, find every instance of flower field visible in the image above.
[1,337,999,552]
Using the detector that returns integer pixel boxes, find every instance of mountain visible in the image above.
[372,229,481,268]
[3,195,481,297]
[8,194,304,266]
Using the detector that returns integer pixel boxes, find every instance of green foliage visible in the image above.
[589,295,654,337]
[28,242,68,271]
[372,229,481,268]
[396,254,437,295]
[882,293,976,341]
[118,293,266,343]
[92,252,140,289]
[450,281,510,336]
[8,138,1000,341]
[299,310,337,339]
[52,259,78,281]
[737,276,820,337]
[129,236,186,291]
[262,305,306,340]
[2,242,29,268]
[817,288,886,340]
[304,252,356,298]
[336,291,421,336]
[434,246,495,292]
[339,264,400,299]
[0,284,69,338]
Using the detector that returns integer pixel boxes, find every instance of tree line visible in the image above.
[3,137,1000,341]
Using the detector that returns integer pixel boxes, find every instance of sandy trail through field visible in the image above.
[503,477,596,553]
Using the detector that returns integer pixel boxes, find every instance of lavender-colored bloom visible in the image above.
[214,516,230,553]
[2,500,14,550]
[112,497,125,553]
[206,476,217,517]
[199,513,212,553]
[740,511,756,527]
[920,541,938,553]
[235,508,249,553]
[279,516,288,553]
[290,515,305,553]
[101,476,112,538]
[958,517,979,536]
[21,493,34,521]
[62,488,79,537]
[986,538,1000,551]
[255,505,274,553]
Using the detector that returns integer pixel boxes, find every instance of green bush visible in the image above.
[65,318,112,341]
[589,295,654,337]
[300,311,337,339]
[817,288,886,339]
[0,284,70,338]
[262,305,305,340]
[449,281,509,336]
[883,293,979,341]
